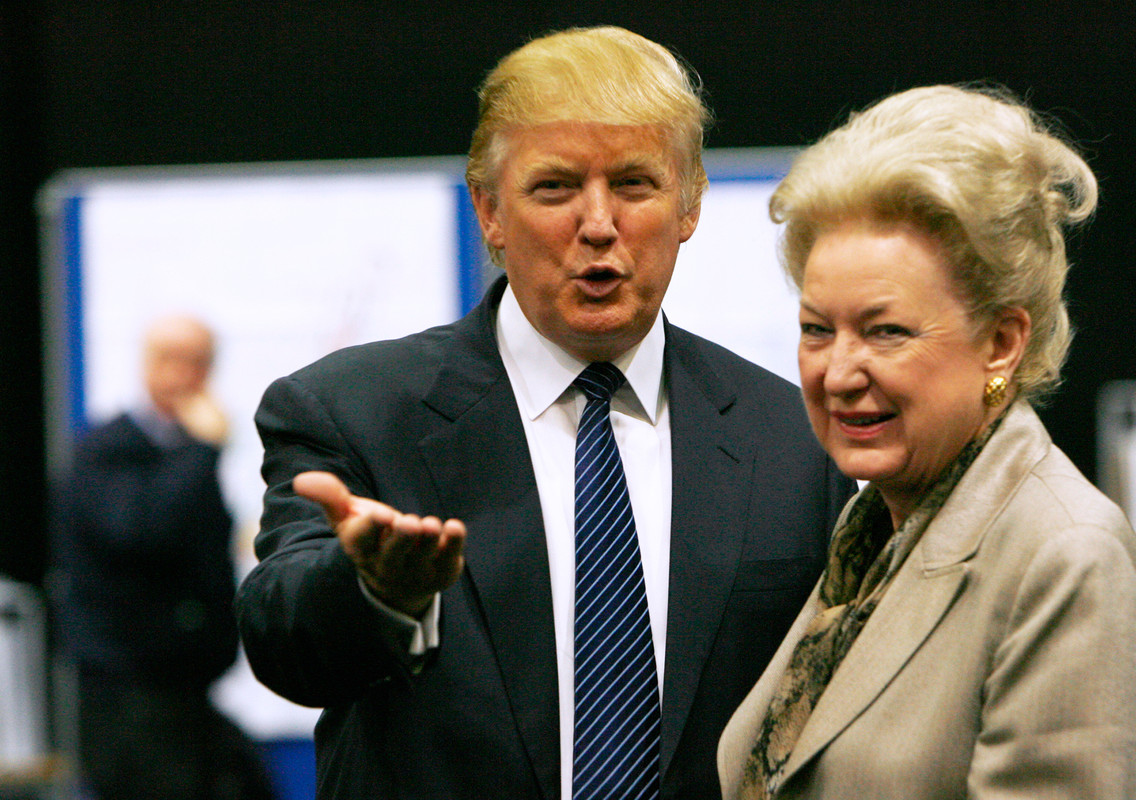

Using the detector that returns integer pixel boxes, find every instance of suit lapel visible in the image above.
[417,280,560,799]
[659,327,754,779]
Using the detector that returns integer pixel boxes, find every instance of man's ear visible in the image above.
[679,200,700,243]
[986,306,1031,379]
[469,184,505,250]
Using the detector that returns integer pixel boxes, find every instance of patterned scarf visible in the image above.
[740,415,1004,799]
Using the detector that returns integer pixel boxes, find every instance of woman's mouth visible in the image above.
[837,412,894,426]
[833,411,896,437]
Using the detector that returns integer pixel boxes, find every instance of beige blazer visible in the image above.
[719,402,1136,799]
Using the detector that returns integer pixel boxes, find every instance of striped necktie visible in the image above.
[572,362,661,800]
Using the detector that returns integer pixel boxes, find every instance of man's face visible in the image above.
[143,320,213,416]
[472,121,699,362]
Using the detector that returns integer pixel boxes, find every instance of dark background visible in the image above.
[3,2,1135,584]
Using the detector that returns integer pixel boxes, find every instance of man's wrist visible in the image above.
[359,573,434,619]
[357,576,441,658]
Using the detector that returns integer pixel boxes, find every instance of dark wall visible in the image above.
[4,1,1135,582]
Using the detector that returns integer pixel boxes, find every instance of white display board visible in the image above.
[67,167,462,538]
[39,148,802,738]
[665,176,799,384]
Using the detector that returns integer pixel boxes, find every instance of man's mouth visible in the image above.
[575,267,623,296]
[579,265,620,281]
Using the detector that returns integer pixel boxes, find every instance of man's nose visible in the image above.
[579,184,617,245]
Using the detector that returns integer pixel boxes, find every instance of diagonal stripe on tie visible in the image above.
[572,362,661,800]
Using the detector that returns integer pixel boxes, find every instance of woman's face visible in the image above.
[797,219,1000,524]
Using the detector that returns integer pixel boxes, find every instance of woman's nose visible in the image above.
[823,335,870,396]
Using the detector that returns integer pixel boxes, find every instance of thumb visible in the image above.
[293,471,352,525]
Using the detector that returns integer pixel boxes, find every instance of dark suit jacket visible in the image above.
[54,413,238,690]
[236,278,853,799]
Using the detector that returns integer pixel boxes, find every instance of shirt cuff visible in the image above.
[357,577,441,656]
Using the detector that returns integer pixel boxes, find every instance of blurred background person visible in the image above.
[51,314,276,800]
[718,85,1136,799]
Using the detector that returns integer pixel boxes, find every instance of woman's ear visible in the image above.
[986,307,1031,379]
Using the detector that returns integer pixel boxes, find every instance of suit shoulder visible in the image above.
[74,414,147,455]
[1020,445,1134,543]
[667,324,802,404]
[286,321,459,391]
[960,441,1136,594]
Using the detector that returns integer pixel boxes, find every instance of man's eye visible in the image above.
[615,176,655,195]
[530,179,575,200]
[800,322,831,337]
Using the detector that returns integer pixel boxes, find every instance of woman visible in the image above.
[718,85,1136,799]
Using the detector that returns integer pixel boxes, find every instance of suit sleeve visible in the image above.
[234,374,420,708]
[969,519,1136,799]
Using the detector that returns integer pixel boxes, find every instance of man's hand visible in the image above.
[174,392,230,446]
[292,471,466,618]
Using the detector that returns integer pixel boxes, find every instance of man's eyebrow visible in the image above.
[518,157,577,179]
[529,154,576,170]
[611,155,666,173]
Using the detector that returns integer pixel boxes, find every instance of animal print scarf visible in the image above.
[740,415,1002,798]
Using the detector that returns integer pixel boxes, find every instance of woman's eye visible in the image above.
[871,324,911,339]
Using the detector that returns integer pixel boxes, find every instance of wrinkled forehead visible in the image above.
[483,119,695,193]
[506,119,674,162]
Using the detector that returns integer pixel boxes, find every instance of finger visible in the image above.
[375,515,462,564]
[433,519,466,552]
[353,515,467,616]
[397,514,443,538]
[435,522,467,573]
[441,518,467,538]
[293,471,352,524]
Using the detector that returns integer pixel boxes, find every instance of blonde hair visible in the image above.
[466,26,710,261]
[771,84,1097,402]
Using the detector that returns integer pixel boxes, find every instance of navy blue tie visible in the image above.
[572,362,661,800]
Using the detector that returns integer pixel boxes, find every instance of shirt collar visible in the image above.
[129,404,189,448]
[496,283,665,422]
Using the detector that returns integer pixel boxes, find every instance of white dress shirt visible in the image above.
[496,285,673,799]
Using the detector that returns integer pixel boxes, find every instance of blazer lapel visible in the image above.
[660,327,755,778]
[779,555,969,781]
[418,281,560,799]
[777,402,1049,785]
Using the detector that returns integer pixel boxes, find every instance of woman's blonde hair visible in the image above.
[772,84,1097,402]
[466,26,711,261]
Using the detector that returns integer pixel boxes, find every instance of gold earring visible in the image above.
[983,376,1008,407]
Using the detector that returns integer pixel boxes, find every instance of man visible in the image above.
[236,26,852,800]
[53,315,275,800]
